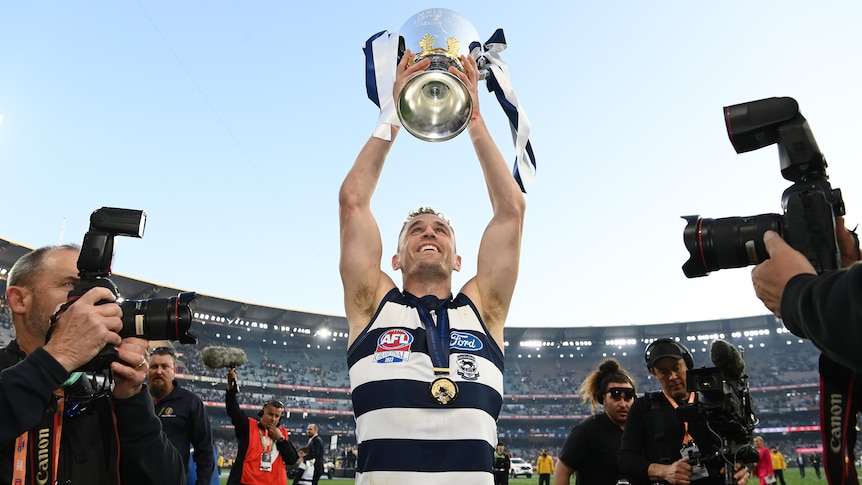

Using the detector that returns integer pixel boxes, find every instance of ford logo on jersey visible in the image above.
[450,331,483,351]
[374,329,414,363]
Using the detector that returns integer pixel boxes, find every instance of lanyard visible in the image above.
[259,428,272,452]
[13,388,66,485]
[404,292,452,376]
[663,391,696,445]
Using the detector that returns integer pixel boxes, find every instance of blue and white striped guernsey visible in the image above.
[347,288,504,485]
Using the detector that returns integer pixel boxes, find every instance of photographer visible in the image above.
[754,218,862,484]
[0,244,185,484]
[618,339,749,485]
[751,217,862,373]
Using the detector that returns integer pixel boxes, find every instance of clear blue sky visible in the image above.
[2,2,861,327]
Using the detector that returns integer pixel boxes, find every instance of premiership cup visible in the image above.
[397,8,481,142]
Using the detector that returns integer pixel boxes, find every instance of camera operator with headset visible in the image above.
[618,339,750,485]
[225,368,299,485]
[0,244,185,485]
[751,216,862,373]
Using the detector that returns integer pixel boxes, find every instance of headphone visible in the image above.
[258,399,286,425]
[644,338,693,370]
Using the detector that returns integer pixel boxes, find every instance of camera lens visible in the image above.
[119,292,196,344]
[696,374,719,391]
[681,214,781,278]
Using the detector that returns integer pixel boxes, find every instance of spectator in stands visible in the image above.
[770,447,787,485]
[305,423,325,484]
[751,221,862,373]
[619,338,750,485]
[338,49,525,483]
[0,244,185,484]
[554,358,636,485]
[225,368,298,485]
[493,442,511,485]
[148,347,215,485]
[536,449,554,485]
[752,436,774,485]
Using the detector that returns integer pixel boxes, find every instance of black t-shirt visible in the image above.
[619,392,726,485]
[558,412,623,485]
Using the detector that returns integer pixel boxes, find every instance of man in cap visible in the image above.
[618,339,750,485]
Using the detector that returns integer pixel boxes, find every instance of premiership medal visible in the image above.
[430,376,460,405]
[404,292,459,406]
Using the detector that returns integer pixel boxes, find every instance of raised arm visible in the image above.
[339,129,395,342]
[339,52,430,343]
[453,55,526,347]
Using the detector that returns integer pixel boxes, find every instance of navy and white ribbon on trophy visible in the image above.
[470,29,536,192]
[363,27,537,191]
[363,30,402,141]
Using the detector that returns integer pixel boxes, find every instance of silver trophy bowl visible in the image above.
[397,8,481,142]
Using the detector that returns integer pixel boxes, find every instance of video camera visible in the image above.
[682,96,846,277]
[48,207,196,372]
[677,340,759,470]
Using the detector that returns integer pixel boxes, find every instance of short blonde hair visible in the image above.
[397,206,455,251]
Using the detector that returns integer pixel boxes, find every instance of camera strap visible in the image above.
[819,353,860,485]
[662,391,696,445]
[12,388,65,485]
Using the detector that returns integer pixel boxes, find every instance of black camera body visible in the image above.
[51,207,196,372]
[677,346,759,466]
[680,367,753,446]
[682,97,846,277]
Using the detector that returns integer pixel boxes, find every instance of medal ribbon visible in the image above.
[404,292,451,376]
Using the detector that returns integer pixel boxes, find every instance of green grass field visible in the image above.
[217,466,835,484]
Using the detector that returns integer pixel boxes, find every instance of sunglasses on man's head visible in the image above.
[606,388,636,401]
[149,347,176,357]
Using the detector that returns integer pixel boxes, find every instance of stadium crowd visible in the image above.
[0,286,835,473]
[157,328,828,467]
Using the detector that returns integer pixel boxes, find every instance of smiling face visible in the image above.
[393,213,461,280]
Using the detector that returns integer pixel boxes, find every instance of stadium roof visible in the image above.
[0,236,784,342]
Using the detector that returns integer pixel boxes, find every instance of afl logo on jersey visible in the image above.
[374,329,413,363]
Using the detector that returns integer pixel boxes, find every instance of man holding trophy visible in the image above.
[339,10,527,484]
